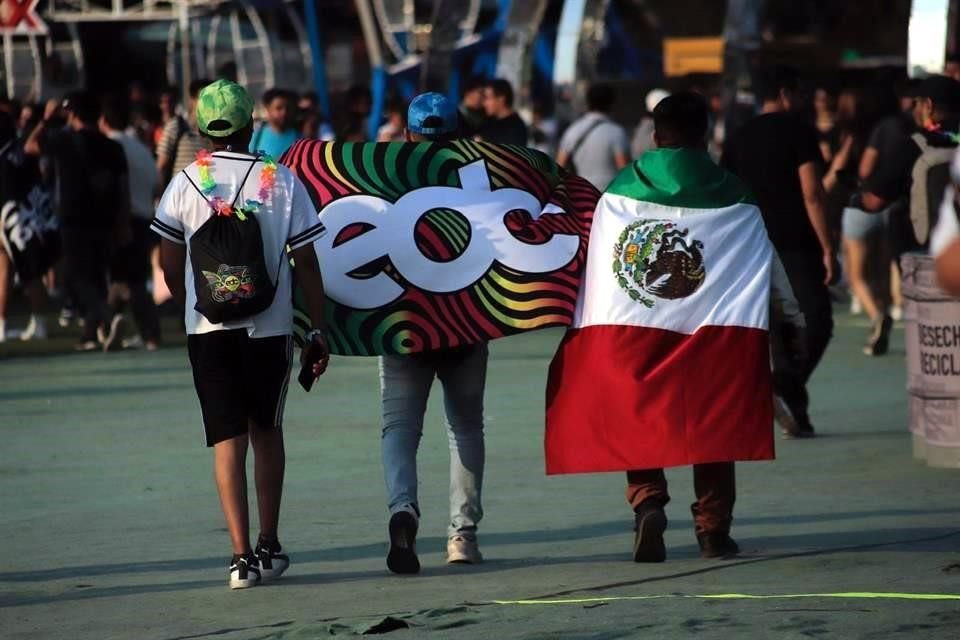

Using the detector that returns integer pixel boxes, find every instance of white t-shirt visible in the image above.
[559,112,629,190]
[151,151,326,337]
[108,131,157,220]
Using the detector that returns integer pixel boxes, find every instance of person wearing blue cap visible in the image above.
[379,92,488,574]
[405,91,461,141]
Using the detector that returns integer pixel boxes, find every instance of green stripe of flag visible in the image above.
[606,148,756,209]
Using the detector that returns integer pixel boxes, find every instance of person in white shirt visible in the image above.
[152,79,330,590]
[557,84,630,190]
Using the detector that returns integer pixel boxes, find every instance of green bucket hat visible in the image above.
[196,79,255,137]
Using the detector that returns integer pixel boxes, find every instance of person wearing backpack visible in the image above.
[859,75,960,248]
[152,79,330,590]
[857,75,960,344]
[556,84,630,190]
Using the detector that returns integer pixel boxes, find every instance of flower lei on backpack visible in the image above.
[196,150,277,221]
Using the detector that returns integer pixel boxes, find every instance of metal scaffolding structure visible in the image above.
[2,1,311,103]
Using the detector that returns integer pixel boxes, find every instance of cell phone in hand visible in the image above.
[298,339,329,392]
[298,361,316,392]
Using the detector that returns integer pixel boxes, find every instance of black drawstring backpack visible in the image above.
[183,156,280,324]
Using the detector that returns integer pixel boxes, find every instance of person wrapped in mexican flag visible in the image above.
[546,92,806,562]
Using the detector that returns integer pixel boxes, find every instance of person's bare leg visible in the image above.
[890,261,902,310]
[844,236,880,320]
[249,421,285,541]
[213,433,251,554]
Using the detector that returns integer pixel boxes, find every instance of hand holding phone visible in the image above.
[298,331,330,392]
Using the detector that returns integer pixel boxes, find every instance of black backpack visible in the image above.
[183,156,279,324]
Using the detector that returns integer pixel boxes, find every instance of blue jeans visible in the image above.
[379,344,487,539]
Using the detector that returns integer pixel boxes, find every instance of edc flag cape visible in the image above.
[545,148,775,474]
[281,140,599,356]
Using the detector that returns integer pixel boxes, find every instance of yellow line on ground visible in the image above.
[493,592,960,605]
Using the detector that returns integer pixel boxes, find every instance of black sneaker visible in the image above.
[229,553,261,589]
[254,537,289,581]
[863,314,893,356]
[632,504,667,563]
[697,533,740,559]
[387,511,420,575]
[782,412,816,439]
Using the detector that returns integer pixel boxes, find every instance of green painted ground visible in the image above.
[1,315,958,639]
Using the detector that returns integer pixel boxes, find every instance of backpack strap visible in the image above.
[181,153,261,213]
[230,155,260,208]
[564,115,609,171]
[173,115,190,150]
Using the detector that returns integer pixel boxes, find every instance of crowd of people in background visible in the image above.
[1,69,958,365]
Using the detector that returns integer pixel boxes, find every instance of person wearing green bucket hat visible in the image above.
[153,79,331,590]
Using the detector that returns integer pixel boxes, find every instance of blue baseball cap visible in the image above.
[407,92,459,137]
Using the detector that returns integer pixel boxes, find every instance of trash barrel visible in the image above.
[901,252,960,468]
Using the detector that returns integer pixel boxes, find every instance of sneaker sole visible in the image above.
[633,509,667,563]
[447,552,482,564]
[229,576,260,589]
[259,557,289,581]
[700,544,740,559]
[387,513,420,575]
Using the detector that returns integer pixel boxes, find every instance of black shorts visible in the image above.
[187,330,294,446]
[110,219,153,284]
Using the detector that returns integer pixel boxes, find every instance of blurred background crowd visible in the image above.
[0,0,956,358]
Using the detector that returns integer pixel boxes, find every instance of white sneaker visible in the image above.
[57,308,74,328]
[121,335,144,350]
[229,554,261,590]
[254,539,290,581]
[850,296,863,315]
[20,316,47,341]
[446,535,483,564]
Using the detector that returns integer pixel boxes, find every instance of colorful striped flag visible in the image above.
[545,148,775,474]
[281,140,599,356]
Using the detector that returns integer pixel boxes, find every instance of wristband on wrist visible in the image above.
[304,329,325,343]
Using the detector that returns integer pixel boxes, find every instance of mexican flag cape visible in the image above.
[545,148,775,474]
